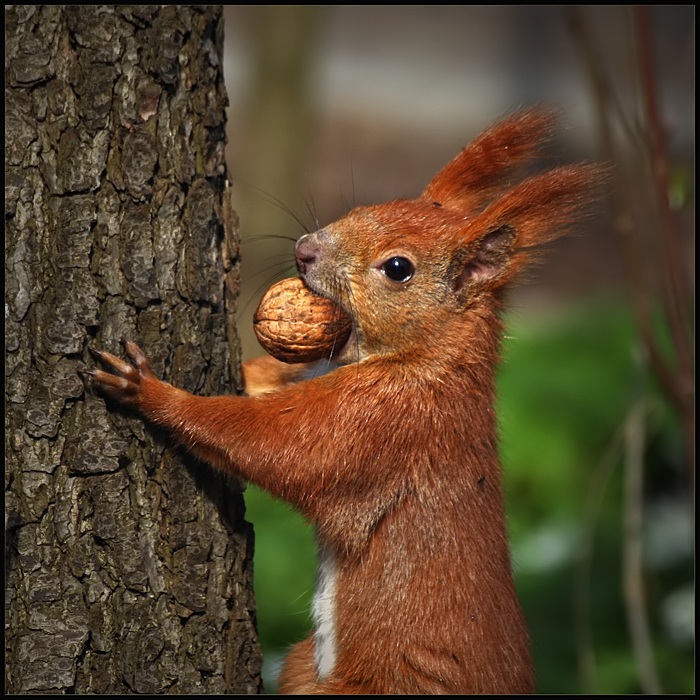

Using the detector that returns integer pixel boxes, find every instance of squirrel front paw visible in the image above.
[88,339,157,411]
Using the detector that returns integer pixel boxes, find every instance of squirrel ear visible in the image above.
[453,226,515,292]
[454,163,604,292]
[474,164,604,248]
[422,109,556,214]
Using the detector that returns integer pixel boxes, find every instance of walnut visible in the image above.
[253,278,352,363]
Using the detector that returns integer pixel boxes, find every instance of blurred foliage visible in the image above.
[501,299,692,694]
[244,298,693,693]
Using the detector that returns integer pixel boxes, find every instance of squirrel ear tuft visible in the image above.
[452,163,605,292]
[474,164,605,248]
[422,109,556,215]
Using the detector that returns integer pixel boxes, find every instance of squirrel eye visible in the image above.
[381,256,415,283]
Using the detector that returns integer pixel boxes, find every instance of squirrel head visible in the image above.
[296,109,603,362]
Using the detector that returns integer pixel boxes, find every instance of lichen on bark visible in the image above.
[5,5,262,694]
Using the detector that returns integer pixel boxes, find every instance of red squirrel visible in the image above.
[90,109,601,694]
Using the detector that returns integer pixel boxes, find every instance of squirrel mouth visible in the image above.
[298,274,357,361]
[299,275,350,317]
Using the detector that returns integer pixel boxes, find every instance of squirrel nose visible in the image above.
[295,232,326,274]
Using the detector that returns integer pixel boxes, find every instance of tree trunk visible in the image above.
[5,5,262,694]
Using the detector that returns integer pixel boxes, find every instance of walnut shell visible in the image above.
[253,277,352,363]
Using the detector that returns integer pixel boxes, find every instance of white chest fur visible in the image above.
[312,544,337,679]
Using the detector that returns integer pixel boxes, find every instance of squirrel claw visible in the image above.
[87,341,155,410]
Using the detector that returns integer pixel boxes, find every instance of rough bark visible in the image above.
[5,5,262,694]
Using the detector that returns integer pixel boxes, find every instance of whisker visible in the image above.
[241,258,296,286]
[337,153,357,216]
[323,280,346,368]
[350,155,357,210]
[341,277,361,369]
[240,264,297,317]
[238,181,313,235]
[242,233,299,245]
[301,193,321,232]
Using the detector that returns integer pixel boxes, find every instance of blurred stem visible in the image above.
[632,5,694,483]
[634,6,693,344]
[568,7,690,693]
[575,419,625,692]
[567,6,694,486]
[623,400,661,694]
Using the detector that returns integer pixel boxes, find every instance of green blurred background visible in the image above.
[222,6,694,693]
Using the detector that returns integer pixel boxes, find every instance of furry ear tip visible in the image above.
[498,104,559,128]
[559,162,611,198]
[421,107,575,212]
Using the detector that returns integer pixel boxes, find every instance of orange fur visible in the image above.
[242,354,316,396]
[91,110,602,694]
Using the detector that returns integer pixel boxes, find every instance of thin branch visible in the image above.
[574,416,626,692]
[632,5,695,480]
[568,5,694,483]
[622,400,662,694]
